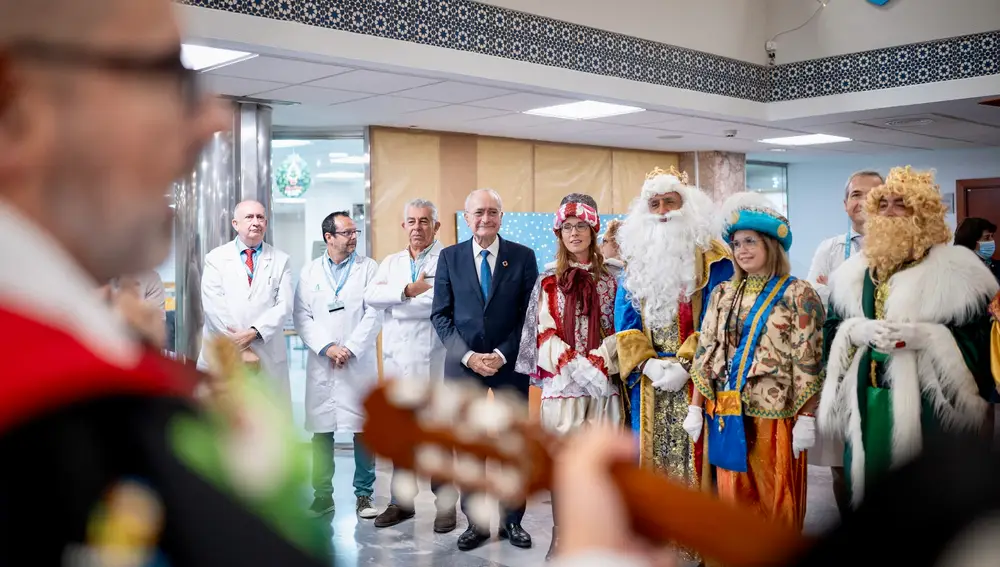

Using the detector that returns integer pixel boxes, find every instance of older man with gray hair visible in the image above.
[805,169,884,518]
[432,188,538,551]
[0,0,327,563]
[364,198,457,531]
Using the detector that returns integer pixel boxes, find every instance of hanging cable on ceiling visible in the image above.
[766,0,830,66]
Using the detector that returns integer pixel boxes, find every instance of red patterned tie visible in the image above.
[243,249,254,285]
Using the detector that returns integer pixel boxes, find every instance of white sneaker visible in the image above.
[356,495,378,519]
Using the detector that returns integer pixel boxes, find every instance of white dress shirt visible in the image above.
[807,228,863,306]
[472,236,500,281]
[462,236,505,367]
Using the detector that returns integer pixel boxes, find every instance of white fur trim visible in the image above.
[830,245,998,323]
[885,351,923,467]
[718,192,785,236]
[917,323,988,434]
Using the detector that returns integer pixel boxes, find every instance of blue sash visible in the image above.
[707,275,793,473]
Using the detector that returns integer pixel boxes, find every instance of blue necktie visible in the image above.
[479,249,491,302]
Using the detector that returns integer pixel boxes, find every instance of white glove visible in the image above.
[872,322,929,352]
[644,359,690,392]
[791,416,816,459]
[682,405,703,443]
[846,319,889,348]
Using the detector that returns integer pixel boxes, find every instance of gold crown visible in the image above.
[645,165,689,185]
[884,165,939,195]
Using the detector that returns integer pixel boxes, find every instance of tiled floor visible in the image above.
[287,352,842,566]
[321,448,841,567]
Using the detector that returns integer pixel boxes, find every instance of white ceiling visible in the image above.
[202,54,1000,161]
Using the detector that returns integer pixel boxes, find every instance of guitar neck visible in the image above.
[608,462,811,567]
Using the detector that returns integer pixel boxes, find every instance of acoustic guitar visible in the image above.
[362,379,813,567]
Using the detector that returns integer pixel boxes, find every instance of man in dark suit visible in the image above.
[431,188,539,551]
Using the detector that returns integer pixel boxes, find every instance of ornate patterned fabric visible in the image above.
[692,277,825,419]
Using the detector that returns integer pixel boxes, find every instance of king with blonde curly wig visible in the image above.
[862,166,953,278]
[819,165,999,508]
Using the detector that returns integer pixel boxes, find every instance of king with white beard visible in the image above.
[615,166,733,491]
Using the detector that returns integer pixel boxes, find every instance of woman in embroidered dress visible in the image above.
[685,193,824,531]
[515,194,619,560]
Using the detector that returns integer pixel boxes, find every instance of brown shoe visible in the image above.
[374,504,414,528]
[434,508,457,533]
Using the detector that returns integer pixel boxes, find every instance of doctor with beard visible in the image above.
[614,167,733,529]
[293,211,382,520]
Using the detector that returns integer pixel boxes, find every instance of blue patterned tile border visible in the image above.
[772,32,999,101]
[178,0,998,103]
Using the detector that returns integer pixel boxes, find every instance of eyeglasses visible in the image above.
[731,236,761,249]
[5,41,202,112]
[561,222,591,234]
[335,229,362,238]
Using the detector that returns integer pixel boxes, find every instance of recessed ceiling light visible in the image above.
[759,134,851,146]
[523,101,645,120]
[272,140,312,149]
[768,148,787,152]
[657,134,684,140]
[315,171,365,180]
[884,118,935,127]
[329,155,370,165]
[181,44,256,71]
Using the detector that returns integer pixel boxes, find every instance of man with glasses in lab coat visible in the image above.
[365,198,458,532]
[294,211,382,519]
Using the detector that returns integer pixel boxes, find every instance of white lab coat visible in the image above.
[364,241,446,386]
[293,253,382,433]
[197,240,294,407]
[805,231,857,468]
[806,230,861,307]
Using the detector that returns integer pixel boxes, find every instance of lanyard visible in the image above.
[409,241,436,282]
[324,252,355,298]
[843,231,862,260]
[236,240,261,280]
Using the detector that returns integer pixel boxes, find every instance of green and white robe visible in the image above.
[819,244,997,506]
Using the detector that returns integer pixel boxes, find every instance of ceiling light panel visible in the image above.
[524,100,645,121]
[758,134,852,146]
[181,44,256,71]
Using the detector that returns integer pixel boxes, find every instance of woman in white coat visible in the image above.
[293,212,382,519]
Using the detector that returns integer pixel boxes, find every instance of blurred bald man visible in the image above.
[198,199,294,407]
[0,0,326,564]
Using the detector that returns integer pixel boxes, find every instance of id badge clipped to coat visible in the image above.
[327,299,345,312]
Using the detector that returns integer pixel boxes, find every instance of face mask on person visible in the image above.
[977,241,996,260]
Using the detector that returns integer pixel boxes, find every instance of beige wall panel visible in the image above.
[370,128,441,261]
[533,144,613,213]
[612,151,679,214]
[477,137,534,213]
[438,133,479,246]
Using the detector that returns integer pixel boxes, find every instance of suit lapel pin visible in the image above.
[502,261,508,267]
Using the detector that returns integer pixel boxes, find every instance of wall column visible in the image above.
[678,151,747,202]
[172,101,273,359]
